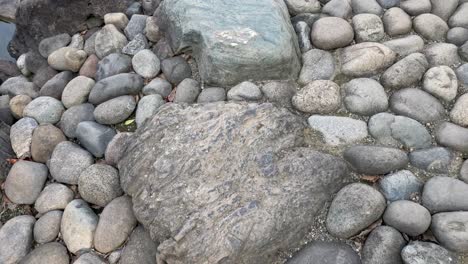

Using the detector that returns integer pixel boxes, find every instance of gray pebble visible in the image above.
[94,96,136,125]
[352,14,384,43]
[0,76,39,99]
[34,183,74,214]
[424,43,461,66]
[142,78,172,97]
[368,113,432,149]
[379,170,423,202]
[161,56,192,85]
[449,3,468,28]
[340,42,396,77]
[401,241,457,264]
[122,33,149,56]
[145,16,162,43]
[49,141,94,184]
[0,215,35,263]
[308,115,368,146]
[460,160,468,183]
[227,81,262,101]
[343,145,408,175]
[381,53,429,89]
[383,7,412,37]
[390,88,446,123]
[59,103,95,138]
[326,183,386,238]
[298,49,335,86]
[431,211,468,253]
[351,0,382,15]
[23,96,65,125]
[456,63,468,88]
[322,0,352,19]
[311,17,354,50]
[95,24,128,59]
[78,164,122,207]
[132,49,160,79]
[260,81,296,107]
[105,132,133,166]
[342,78,388,116]
[96,53,132,81]
[33,210,63,244]
[39,71,74,100]
[383,35,425,57]
[38,33,71,58]
[119,226,157,264]
[5,160,48,204]
[431,0,458,21]
[69,33,84,50]
[400,0,432,16]
[409,147,453,174]
[32,66,58,89]
[383,200,431,236]
[361,226,406,264]
[423,66,458,102]
[197,87,227,103]
[124,14,148,40]
[136,94,165,127]
[413,14,449,42]
[294,21,312,53]
[287,241,360,264]
[74,252,106,264]
[377,0,400,8]
[61,76,95,108]
[447,27,468,46]
[9,95,31,119]
[89,73,143,105]
[76,121,117,158]
[10,117,38,159]
[31,124,66,163]
[94,196,137,253]
[435,122,468,153]
[20,242,69,264]
[292,80,341,114]
[422,176,468,213]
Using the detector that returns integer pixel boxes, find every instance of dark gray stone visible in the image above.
[160,56,192,85]
[142,78,172,98]
[157,0,301,86]
[24,51,48,74]
[118,102,349,263]
[0,95,13,125]
[361,226,405,264]
[298,49,335,86]
[105,132,133,166]
[119,226,157,264]
[94,96,136,125]
[32,66,58,88]
[368,113,432,149]
[59,103,95,138]
[390,88,446,123]
[383,200,431,236]
[142,0,160,15]
[96,53,132,81]
[20,242,69,264]
[152,38,174,60]
[0,215,35,263]
[287,241,360,264]
[39,31,74,57]
[343,78,388,116]
[409,147,453,173]
[431,212,468,253]
[5,160,48,204]
[380,53,429,89]
[447,27,468,46]
[461,160,468,183]
[75,253,106,264]
[122,33,149,56]
[0,121,14,181]
[197,87,227,103]
[326,183,386,238]
[435,122,468,153]
[449,3,468,28]
[49,141,94,184]
[124,14,148,40]
[89,73,144,105]
[78,164,122,207]
[40,71,74,100]
[456,64,468,88]
[422,176,468,213]
[260,81,296,107]
[401,241,457,264]
[126,2,143,17]
[460,41,468,61]
[294,21,311,53]
[76,121,116,158]
[343,145,408,175]
[379,170,423,202]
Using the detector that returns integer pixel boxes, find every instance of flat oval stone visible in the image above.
[95,53,132,81]
[380,53,429,89]
[422,176,468,213]
[352,14,385,43]
[89,73,143,105]
[326,183,386,238]
[33,211,63,244]
[61,76,95,108]
[34,183,75,214]
[431,212,468,253]
[341,42,396,77]
[435,122,468,153]
[390,88,446,123]
[450,94,468,126]
[94,95,136,125]
[361,226,406,264]
[5,160,48,204]
[49,141,94,184]
[61,199,99,254]
[311,17,354,50]
[383,200,431,236]
[409,147,453,174]
[413,14,449,41]
[31,124,66,163]
[449,3,468,28]
[343,78,388,116]
[76,121,117,158]
[343,145,408,175]
[383,35,424,57]
[47,47,87,72]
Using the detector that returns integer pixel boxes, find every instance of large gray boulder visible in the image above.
[118,102,349,263]
[156,0,301,86]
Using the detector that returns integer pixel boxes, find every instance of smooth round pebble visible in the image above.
[61,76,95,108]
[94,96,136,125]
[20,242,69,264]
[132,49,160,79]
[49,141,94,184]
[33,210,63,244]
[383,200,431,236]
[31,124,66,163]
[78,164,123,207]
[311,17,354,50]
[5,160,48,205]
[35,183,75,214]
[23,96,65,124]
[0,215,35,264]
[361,226,406,264]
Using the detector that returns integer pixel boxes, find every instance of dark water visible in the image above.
[0,21,15,61]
